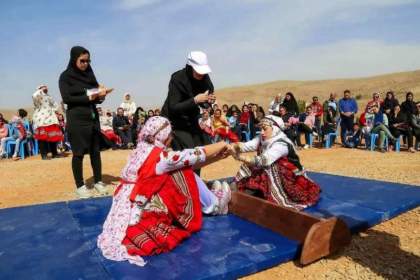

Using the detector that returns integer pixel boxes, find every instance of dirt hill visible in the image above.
[2,70,420,120]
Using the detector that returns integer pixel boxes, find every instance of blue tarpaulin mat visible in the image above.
[0,172,419,280]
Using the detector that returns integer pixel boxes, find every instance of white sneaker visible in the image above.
[76,185,93,199]
[94,181,108,195]
[220,181,232,215]
[313,131,319,137]
[303,144,309,149]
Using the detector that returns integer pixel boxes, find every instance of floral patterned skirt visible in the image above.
[236,158,320,210]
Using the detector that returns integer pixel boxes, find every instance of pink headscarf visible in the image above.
[121,116,172,182]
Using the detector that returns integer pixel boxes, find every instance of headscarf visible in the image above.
[60,46,99,90]
[259,115,294,150]
[121,116,172,182]
[123,93,134,104]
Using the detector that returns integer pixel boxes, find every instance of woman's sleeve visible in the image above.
[167,79,196,114]
[239,137,259,152]
[253,142,288,168]
[59,76,90,105]
[155,147,206,175]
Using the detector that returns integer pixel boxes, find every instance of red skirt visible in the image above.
[34,124,64,142]
[237,158,320,208]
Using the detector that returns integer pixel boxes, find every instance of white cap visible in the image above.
[187,51,212,75]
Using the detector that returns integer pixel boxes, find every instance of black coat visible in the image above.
[59,46,106,155]
[161,66,214,150]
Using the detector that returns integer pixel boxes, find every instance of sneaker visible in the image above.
[94,181,108,195]
[379,148,386,153]
[312,131,319,137]
[303,144,309,150]
[76,185,93,199]
[12,156,20,161]
[408,147,416,153]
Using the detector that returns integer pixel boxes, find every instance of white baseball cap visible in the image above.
[187,51,212,75]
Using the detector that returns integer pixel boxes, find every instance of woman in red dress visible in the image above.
[230,115,320,210]
[98,116,231,266]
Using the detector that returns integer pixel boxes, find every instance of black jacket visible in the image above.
[161,66,214,132]
[112,115,130,132]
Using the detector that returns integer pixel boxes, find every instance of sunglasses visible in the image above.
[79,59,91,64]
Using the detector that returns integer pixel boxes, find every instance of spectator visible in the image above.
[310,96,323,134]
[32,85,64,160]
[344,123,362,148]
[268,93,283,114]
[365,92,383,112]
[56,112,68,153]
[0,113,8,124]
[0,116,27,160]
[371,105,396,152]
[360,107,375,146]
[113,107,133,149]
[338,90,358,146]
[255,106,265,124]
[282,92,299,116]
[228,110,241,138]
[323,93,339,118]
[212,109,239,143]
[383,91,399,116]
[239,104,251,141]
[279,105,298,145]
[198,109,214,143]
[120,93,137,117]
[401,92,416,116]
[222,104,229,116]
[389,104,414,152]
[147,110,154,120]
[295,106,317,149]
[154,108,161,116]
[0,118,8,155]
[322,106,338,146]
[226,104,240,118]
[410,102,420,151]
[132,107,146,143]
[100,109,120,149]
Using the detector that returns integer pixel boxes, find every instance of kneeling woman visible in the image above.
[98,116,231,266]
[230,115,320,210]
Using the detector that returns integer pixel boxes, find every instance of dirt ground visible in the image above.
[0,147,419,279]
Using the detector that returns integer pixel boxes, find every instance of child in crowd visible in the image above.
[212,109,239,143]
[0,116,27,160]
[198,109,214,140]
[344,123,362,148]
[228,111,241,139]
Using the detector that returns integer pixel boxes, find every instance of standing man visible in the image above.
[161,51,216,152]
[338,90,358,145]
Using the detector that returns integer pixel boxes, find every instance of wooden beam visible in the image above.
[228,191,351,265]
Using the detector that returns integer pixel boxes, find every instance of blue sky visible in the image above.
[1,0,420,109]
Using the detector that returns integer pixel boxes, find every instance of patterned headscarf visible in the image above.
[121,116,172,182]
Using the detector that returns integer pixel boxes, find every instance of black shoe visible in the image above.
[52,154,65,158]
[41,155,50,160]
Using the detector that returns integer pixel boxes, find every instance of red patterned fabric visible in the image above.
[102,129,121,145]
[237,158,320,209]
[122,147,202,256]
[214,127,239,142]
[34,124,63,142]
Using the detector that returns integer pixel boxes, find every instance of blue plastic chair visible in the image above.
[394,135,402,152]
[325,122,340,148]
[5,124,31,159]
[369,133,388,151]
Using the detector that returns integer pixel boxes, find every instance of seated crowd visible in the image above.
[1,89,419,161]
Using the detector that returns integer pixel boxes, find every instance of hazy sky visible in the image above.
[1,0,420,110]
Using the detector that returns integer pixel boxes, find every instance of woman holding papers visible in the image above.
[59,46,113,198]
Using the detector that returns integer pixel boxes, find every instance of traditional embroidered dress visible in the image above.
[98,116,223,266]
[32,87,63,142]
[235,115,320,210]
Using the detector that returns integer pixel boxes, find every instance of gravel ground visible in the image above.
[0,147,419,279]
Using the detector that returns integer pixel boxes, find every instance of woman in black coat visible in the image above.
[59,46,112,198]
[282,92,299,116]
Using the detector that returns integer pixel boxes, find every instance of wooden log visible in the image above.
[229,191,351,265]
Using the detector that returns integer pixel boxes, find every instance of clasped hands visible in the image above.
[215,142,255,166]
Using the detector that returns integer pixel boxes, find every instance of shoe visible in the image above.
[220,181,232,215]
[12,156,20,161]
[379,148,386,153]
[94,181,108,195]
[76,185,93,199]
[408,147,416,153]
[127,143,134,149]
[312,132,319,137]
[52,154,65,158]
[303,144,309,150]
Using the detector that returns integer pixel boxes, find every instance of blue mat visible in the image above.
[0,172,419,280]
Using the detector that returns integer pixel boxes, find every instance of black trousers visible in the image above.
[71,132,102,188]
[38,141,58,157]
[340,115,354,144]
[389,127,413,148]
